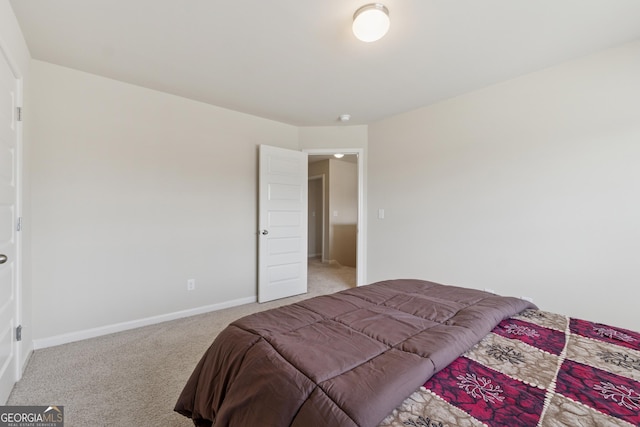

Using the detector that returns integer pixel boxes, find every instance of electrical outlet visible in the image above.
[187,279,195,291]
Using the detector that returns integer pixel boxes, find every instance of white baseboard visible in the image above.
[32,296,257,350]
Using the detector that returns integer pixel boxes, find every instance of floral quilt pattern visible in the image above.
[380,310,640,427]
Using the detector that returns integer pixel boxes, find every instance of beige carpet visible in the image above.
[8,259,355,427]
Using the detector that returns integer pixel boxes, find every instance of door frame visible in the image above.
[303,148,366,286]
[0,37,24,395]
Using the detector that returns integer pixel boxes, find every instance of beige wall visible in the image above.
[23,63,370,344]
[29,60,298,341]
[299,126,367,151]
[368,41,640,331]
[329,159,358,267]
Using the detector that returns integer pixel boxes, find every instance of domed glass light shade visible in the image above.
[352,4,390,42]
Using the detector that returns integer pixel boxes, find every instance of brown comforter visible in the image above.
[175,279,535,427]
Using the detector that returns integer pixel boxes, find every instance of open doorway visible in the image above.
[304,148,365,288]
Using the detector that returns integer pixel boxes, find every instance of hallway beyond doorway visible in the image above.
[308,257,356,292]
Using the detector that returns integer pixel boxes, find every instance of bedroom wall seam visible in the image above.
[32,296,256,350]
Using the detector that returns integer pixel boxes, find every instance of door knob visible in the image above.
[0,254,7,264]
[261,230,269,235]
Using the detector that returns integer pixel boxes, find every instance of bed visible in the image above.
[174,279,640,427]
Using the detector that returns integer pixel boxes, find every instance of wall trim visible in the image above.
[32,296,256,350]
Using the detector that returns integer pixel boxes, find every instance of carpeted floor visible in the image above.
[8,258,355,426]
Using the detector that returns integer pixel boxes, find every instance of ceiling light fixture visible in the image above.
[334,153,345,159]
[352,3,390,42]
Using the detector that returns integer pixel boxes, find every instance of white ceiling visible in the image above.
[10,0,640,126]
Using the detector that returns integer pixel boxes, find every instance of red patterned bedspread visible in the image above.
[380,310,640,427]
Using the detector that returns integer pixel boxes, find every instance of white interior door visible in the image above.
[258,145,308,302]
[0,49,20,403]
